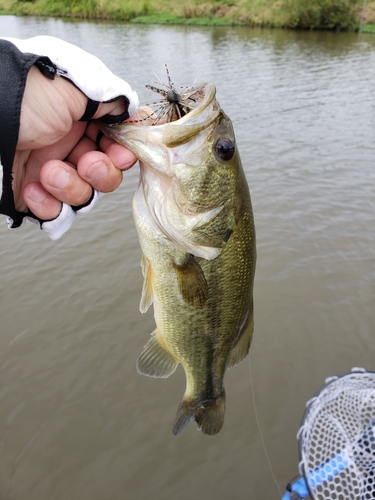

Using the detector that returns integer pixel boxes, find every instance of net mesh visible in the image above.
[298,369,375,500]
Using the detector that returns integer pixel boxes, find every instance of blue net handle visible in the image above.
[282,451,349,499]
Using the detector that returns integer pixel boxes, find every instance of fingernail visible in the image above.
[49,167,71,189]
[88,161,109,181]
[28,185,48,203]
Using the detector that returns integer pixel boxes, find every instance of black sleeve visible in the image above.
[0,40,57,228]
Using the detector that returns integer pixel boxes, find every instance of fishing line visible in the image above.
[248,352,282,497]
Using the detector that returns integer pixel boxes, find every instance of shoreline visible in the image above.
[0,1,374,32]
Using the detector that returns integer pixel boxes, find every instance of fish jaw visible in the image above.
[97,82,219,176]
[105,124,171,176]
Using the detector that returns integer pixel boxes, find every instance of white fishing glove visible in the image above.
[0,36,139,240]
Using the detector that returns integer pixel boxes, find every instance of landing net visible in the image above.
[297,368,375,500]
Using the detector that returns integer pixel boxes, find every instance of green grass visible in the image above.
[8,0,158,20]
[0,0,14,13]
[360,22,375,33]
[281,0,362,30]
[0,0,374,31]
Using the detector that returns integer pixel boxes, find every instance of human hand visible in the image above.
[14,65,137,222]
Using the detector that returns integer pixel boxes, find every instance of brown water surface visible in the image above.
[1,16,375,499]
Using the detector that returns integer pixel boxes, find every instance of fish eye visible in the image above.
[215,138,235,161]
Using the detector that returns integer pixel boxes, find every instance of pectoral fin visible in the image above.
[137,331,178,378]
[173,254,208,309]
[227,309,253,368]
[140,255,154,313]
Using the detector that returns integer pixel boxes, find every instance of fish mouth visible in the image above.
[102,82,221,148]
[96,81,224,182]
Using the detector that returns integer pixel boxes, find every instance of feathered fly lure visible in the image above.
[142,65,205,125]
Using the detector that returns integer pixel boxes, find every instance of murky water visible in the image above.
[1,16,375,500]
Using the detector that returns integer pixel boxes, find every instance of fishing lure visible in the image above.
[126,65,205,126]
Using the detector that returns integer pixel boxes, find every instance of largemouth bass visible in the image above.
[100,80,256,435]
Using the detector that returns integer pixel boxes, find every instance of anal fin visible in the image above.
[137,331,178,378]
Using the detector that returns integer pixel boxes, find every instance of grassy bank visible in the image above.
[0,0,374,31]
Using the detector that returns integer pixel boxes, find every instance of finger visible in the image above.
[86,122,137,171]
[77,150,123,193]
[65,135,97,167]
[40,160,93,207]
[23,182,63,220]
[101,138,138,171]
[95,99,126,119]
[65,131,128,192]
[67,125,136,171]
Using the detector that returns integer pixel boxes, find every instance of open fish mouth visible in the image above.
[104,73,221,151]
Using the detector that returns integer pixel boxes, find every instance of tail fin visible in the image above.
[173,391,226,436]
